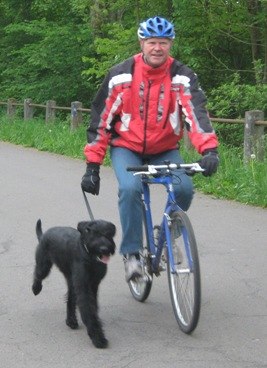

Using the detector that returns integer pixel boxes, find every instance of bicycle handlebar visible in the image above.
[126,162,204,175]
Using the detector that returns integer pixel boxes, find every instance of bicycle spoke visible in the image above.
[167,211,201,333]
[172,273,193,323]
[128,214,153,302]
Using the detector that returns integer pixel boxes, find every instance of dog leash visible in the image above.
[82,190,95,221]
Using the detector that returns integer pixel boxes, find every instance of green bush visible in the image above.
[208,74,267,147]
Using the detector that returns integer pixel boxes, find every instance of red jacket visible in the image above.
[84,54,218,164]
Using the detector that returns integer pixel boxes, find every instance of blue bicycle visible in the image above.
[126,162,203,334]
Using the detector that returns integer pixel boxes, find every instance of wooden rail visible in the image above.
[0,98,266,163]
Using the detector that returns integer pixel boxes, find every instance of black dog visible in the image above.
[32,219,116,349]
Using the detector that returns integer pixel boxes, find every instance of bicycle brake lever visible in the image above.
[184,162,204,176]
[147,165,158,174]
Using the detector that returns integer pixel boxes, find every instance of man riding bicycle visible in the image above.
[81,16,219,282]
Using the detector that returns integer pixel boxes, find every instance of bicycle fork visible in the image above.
[164,212,194,274]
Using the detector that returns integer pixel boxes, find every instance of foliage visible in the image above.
[0,115,111,165]
[208,74,267,118]
[0,0,266,150]
[0,115,266,207]
[207,73,267,146]
[180,145,267,208]
[0,19,93,105]
[82,24,139,85]
[172,0,266,88]
[82,0,175,84]
[0,0,96,105]
[0,115,85,158]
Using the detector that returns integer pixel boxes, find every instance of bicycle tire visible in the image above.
[128,247,153,302]
[166,211,201,333]
[128,206,153,302]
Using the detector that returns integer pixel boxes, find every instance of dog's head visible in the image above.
[77,220,116,264]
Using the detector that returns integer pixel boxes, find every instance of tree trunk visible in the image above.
[247,0,261,82]
[263,2,267,83]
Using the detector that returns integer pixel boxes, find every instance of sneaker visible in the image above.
[124,255,142,282]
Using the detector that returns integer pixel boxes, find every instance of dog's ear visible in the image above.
[95,220,116,238]
[106,223,116,238]
[77,221,93,234]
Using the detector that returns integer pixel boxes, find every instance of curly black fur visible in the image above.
[32,219,116,349]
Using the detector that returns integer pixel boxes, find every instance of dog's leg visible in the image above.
[65,277,78,329]
[91,284,99,311]
[32,245,52,295]
[76,287,108,349]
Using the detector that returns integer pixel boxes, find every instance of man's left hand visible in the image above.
[199,149,219,177]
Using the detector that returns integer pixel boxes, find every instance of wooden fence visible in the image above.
[0,98,266,163]
[0,98,91,130]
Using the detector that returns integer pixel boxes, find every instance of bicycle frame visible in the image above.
[129,162,202,332]
[141,173,184,275]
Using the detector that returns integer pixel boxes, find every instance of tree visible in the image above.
[0,0,93,105]
[172,0,266,87]
[0,0,266,114]
[247,0,267,83]
[82,0,176,83]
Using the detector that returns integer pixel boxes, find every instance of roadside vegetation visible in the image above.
[0,1,266,207]
[0,115,266,208]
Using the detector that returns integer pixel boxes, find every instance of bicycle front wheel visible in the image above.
[166,211,201,334]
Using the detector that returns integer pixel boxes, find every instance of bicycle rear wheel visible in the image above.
[166,211,201,333]
[128,206,153,302]
[128,246,153,302]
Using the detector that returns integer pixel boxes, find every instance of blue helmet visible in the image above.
[138,16,175,39]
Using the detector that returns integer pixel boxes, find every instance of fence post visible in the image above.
[24,98,34,120]
[46,100,56,123]
[244,110,265,163]
[7,98,16,117]
[71,101,83,130]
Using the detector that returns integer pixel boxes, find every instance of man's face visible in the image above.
[140,37,172,68]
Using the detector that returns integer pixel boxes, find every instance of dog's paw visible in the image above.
[92,335,109,349]
[66,317,79,329]
[32,280,42,295]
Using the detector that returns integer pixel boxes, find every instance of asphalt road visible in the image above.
[0,141,266,368]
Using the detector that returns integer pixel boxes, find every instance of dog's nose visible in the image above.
[99,246,109,254]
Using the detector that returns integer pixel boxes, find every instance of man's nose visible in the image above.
[154,43,162,50]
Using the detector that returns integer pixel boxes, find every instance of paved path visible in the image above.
[0,141,266,368]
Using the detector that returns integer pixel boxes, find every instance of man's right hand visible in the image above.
[81,163,100,195]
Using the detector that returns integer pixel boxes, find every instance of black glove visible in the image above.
[81,163,100,195]
[199,149,219,177]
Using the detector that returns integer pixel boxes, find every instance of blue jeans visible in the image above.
[110,147,194,255]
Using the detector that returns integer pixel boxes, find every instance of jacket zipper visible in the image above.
[142,80,152,155]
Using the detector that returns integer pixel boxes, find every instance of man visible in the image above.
[81,16,219,282]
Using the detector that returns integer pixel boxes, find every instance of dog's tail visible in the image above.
[36,219,43,241]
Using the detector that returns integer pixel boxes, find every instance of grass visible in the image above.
[182,146,267,207]
[0,115,266,207]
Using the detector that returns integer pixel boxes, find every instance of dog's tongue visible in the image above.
[100,255,110,264]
